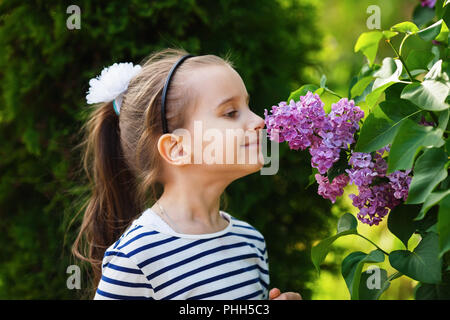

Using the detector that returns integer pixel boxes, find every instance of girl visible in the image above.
[73,48,302,300]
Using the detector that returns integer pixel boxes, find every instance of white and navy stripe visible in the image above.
[94,209,269,300]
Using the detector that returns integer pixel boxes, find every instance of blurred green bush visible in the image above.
[0,0,333,299]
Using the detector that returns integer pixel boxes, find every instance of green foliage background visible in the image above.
[0,0,335,299]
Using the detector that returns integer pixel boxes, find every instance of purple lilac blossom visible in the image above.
[349,184,402,226]
[318,98,364,150]
[346,145,412,225]
[346,152,377,186]
[373,156,388,177]
[315,173,350,204]
[264,92,326,151]
[421,0,436,8]
[310,98,364,173]
[349,152,374,169]
[309,140,341,174]
[388,169,412,201]
[346,167,378,186]
[372,145,389,176]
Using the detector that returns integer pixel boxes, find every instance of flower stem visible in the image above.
[398,34,410,57]
[357,233,390,256]
[387,271,402,282]
[386,39,414,82]
[324,87,343,99]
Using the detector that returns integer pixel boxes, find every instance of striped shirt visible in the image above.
[94,208,270,300]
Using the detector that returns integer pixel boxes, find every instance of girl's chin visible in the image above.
[234,155,265,172]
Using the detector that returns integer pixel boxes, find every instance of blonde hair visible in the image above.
[72,47,234,296]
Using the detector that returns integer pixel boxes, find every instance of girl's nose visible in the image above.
[250,112,265,131]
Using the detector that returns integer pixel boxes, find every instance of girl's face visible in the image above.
[180,64,266,179]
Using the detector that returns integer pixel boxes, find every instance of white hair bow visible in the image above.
[86,62,142,115]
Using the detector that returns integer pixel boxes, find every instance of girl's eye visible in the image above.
[224,110,238,118]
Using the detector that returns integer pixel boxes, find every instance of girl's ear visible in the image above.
[157,133,191,166]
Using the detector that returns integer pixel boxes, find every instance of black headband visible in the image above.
[161,54,195,134]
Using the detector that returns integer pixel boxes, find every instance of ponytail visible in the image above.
[72,101,142,296]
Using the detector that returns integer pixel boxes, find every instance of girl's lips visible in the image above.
[243,142,259,147]
[242,139,259,147]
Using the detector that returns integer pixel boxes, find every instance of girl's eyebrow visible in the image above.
[216,94,250,109]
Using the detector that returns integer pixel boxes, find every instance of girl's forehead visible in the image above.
[188,65,247,103]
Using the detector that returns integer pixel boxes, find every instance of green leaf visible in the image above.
[348,76,358,99]
[337,213,358,233]
[416,189,450,221]
[409,69,429,77]
[372,58,403,90]
[415,282,450,300]
[389,232,442,284]
[314,87,325,96]
[382,30,398,40]
[438,194,450,257]
[311,229,357,274]
[354,31,384,66]
[354,82,374,104]
[425,59,449,81]
[414,4,437,27]
[341,250,385,300]
[384,83,408,100]
[359,268,390,300]
[435,20,449,44]
[391,21,420,34]
[437,108,449,131]
[354,99,421,153]
[305,167,319,190]
[415,208,438,235]
[311,214,358,274]
[401,81,450,111]
[351,76,374,98]
[387,119,445,174]
[406,147,449,204]
[388,204,422,249]
[430,46,441,65]
[418,20,443,41]
[358,63,381,78]
[435,0,446,19]
[406,50,434,71]
[365,82,396,108]
[444,3,450,27]
[287,84,319,103]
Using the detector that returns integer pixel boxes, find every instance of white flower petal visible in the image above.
[86,62,142,105]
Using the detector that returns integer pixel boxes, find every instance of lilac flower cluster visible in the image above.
[264,92,327,151]
[264,92,364,174]
[264,91,413,226]
[346,145,412,226]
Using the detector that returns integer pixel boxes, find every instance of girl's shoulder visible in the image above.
[106,218,167,256]
[226,212,266,242]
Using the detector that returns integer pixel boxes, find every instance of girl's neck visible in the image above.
[152,178,230,234]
